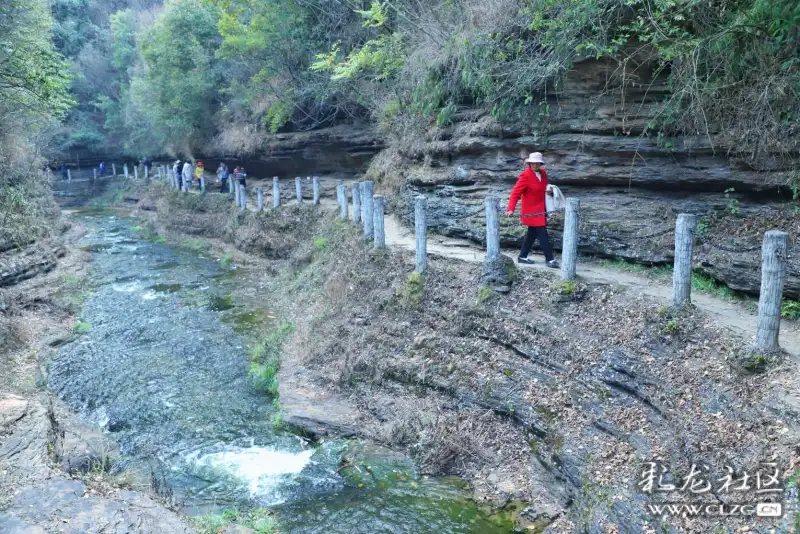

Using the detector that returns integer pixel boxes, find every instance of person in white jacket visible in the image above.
[181,161,193,190]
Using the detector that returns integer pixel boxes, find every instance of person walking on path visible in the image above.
[505,152,559,268]
[233,165,246,190]
[194,161,205,188]
[217,163,229,193]
[60,163,67,181]
[99,162,106,177]
[182,160,193,190]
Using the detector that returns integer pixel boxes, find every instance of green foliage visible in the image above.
[109,9,136,72]
[400,271,424,307]
[179,238,212,254]
[0,0,74,119]
[248,323,295,397]
[195,508,278,534]
[476,285,494,305]
[554,280,577,295]
[724,188,740,215]
[220,252,234,266]
[692,271,736,300]
[781,299,800,320]
[311,236,328,251]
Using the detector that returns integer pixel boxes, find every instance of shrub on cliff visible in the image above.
[0,0,73,247]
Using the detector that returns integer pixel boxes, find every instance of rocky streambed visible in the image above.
[37,209,518,533]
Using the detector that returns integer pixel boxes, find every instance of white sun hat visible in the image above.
[525,152,544,164]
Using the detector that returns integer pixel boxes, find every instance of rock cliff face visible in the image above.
[384,58,798,298]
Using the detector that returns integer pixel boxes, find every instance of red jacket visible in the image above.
[507,167,548,227]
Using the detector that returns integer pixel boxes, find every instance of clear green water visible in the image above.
[52,211,520,534]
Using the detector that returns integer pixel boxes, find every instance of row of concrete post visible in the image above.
[151,169,789,354]
[671,214,788,354]
[335,180,386,249]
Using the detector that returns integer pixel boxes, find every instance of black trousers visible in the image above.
[520,226,554,262]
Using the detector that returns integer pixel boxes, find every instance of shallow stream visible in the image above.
[48,210,518,533]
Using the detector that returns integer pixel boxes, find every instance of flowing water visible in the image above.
[48,210,518,533]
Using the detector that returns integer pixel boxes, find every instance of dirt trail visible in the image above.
[206,176,800,358]
[382,214,800,358]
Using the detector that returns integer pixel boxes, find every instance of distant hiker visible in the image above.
[505,152,559,268]
[233,165,246,190]
[217,163,229,193]
[182,161,193,190]
[99,162,106,176]
[142,156,151,172]
[60,163,67,181]
[194,161,205,187]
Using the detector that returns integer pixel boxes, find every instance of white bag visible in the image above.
[546,184,566,213]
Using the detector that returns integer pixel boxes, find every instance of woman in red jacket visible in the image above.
[505,152,559,268]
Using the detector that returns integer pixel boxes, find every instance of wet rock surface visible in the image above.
[0,480,191,534]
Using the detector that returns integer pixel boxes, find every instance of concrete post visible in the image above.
[257,187,264,211]
[67,169,71,183]
[337,183,348,220]
[415,196,427,273]
[112,163,116,176]
[145,166,149,180]
[200,174,206,193]
[273,177,280,208]
[313,176,320,205]
[560,198,580,281]
[239,184,246,210]
[295,177,302,203]
[124,164,129,179]
[234,180,241,205]
[336,180,344,213]
[93,168,97,181]
[359,182,367,227]
[228,176,234,198]
[134,166,138,180]
[352,183,361,225]
[373,195,386,249]
[672,214,697,306]
[485,197,500,262]
[362,181,374,240]
[754,231,789,353]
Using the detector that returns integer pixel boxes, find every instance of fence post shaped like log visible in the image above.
[373,195,386,249]
[753,230,789,354]
[362,181,374,240]
[484,196,500,262]
[112,163,116,176]
[312,176,320,205]
[415,195,427,273]
[295,177,302,203]
[672,214,697,306]
[352,183,361,225]
[145,166,149,180]
[67,169,72,183]
[124,164,129,179]
[560,198,580,281]
[273,177,280,208]
[93,168,97,181]
[234,181,240,205]
[134,166,138,180]
[359,182,367,228]
[239,184,246,210]
[200,174,205,193]
[337,183,348,220]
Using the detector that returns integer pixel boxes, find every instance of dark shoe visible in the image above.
[546,260,560,269]
[517,257,535,265]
